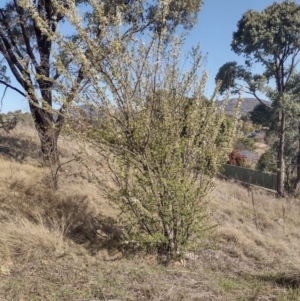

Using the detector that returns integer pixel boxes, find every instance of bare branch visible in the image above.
[0,79,26,97]
[252,90,271,108]
[284,50,299,87]
[0,8,25,61]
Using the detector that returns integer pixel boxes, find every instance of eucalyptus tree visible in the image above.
[0,113,18,132]
[0,0,202,165]
[249,103,273,128]
[215,1,300,196]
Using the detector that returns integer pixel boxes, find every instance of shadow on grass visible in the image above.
[51,207,141,259]
[0,135,41,163]
[257,272,300,289]
[1,177,139,259]
[0,132,140,258]
[238,272,300,291]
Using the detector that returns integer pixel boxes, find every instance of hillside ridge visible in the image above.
[220,97,271,115]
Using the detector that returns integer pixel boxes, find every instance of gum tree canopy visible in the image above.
[0,0,202,165]
[215,0,300,196]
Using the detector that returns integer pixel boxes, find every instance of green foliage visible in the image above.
[231,1,300,62]
[271,122,300,193]
[0,110,34,132]
[257,134,298,193]
[0,0,203,164]
[216,115,238,147]
[79,37,239,259]
[216,0,300,196]
[0,59,9,83]
[108,91,236,257]
[0,111,19,132]
[256,150,276,173]
[240,118,256,135]
[217,0,300,97]
[215,61,250,95]
[250,104,273,128]
[234,137,255,152]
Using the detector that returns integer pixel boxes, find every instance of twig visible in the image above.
[282,204,286,234]
[53,158,77,180]
[0,80,26,97]
[251,188,258,229]
[51,158,77,190]
[0,85,7,111]
[98,285,108,301]
[166,269,202,276]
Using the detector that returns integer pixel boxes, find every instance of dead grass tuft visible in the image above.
[0,157,112,263]
[0,155,131,267]
[0,216,66,263]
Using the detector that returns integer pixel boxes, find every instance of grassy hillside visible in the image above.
[1,125,300,301]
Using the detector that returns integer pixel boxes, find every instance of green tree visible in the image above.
[234,137,255,152]
[0,0,202,165]
[216,115,237,146]
[0,112,18,132]
[250,103,274,128]
[215,0,300,196]
[256,150,276,173]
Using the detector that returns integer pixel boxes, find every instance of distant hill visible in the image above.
[219,98,271,116]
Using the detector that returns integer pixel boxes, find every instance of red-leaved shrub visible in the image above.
[228,149,247,166]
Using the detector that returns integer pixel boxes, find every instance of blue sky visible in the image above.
[183,0,300,100]
[1,0,299,113]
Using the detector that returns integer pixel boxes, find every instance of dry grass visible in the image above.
[254,141,269,157]
[0,216,66,263]
[212,180,300,272]
[1,127,300,300]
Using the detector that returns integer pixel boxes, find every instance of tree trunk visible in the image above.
[294,125,300,193]
[31,107,63,167]
[39,126,60,167]
[277,112,285,197]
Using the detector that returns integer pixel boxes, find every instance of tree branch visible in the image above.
[0,8,25,61]
[0,42,25,88]
[14,2,39,70]
[252,90,271,108]
[0,29,27,76]
[284,50,299,87]
[56,67,85,126]
[0,80,26,97]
